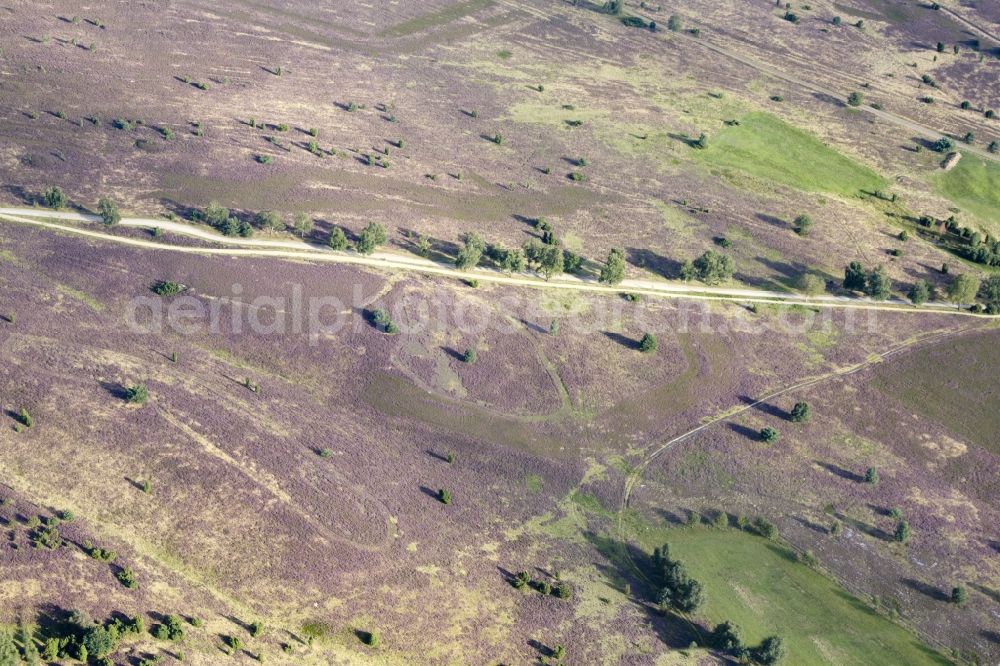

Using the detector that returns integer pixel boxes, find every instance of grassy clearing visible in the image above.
[636,526,950,666]
[933,154,1000,232]
[695,112,887,197]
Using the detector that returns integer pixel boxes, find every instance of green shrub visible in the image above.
[639,333,658,353]
[438,489,452,505]
[97,197,120,225]
[117,567,138,589]
[789,402,811,422]
[462,348,477,364]
[43,186,67,209]
[125,384,149,405]
[760,427,779,443]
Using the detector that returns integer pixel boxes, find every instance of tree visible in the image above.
[865,265,892,300]
[931,136,954,152]
[950,585,967,606]
[865,467,879,484]
[639,333,658,353]
[708,621,744,654]
[979,275,1000,308]
[752,636,786,665]
[936,41,945,53]
[989,141,999,154]
[455,233,486,270]
[830,520,843,537]
[796,273,825,296]
[847,92,863,106]
[946,273,980,304]
[462,348,477,364]
[753,516,778,539]
[908,280,931,305]
[538,247,565,279]
[125,383,149,405]
[760,427,779,443]
[599,248,627,285]
[0,630,17,666]
[438,489,452,505]
[255,210,282,230]
[16,621,39,666]
[328,227,349,251]
[356,222,387,255]
[293,213,313,237]
[843,262,867,291]
[667,14,681,31]
[499,247,526,272]
[43,186,67,209]
[98,198,120,225]
[691,250,734,285]
[793,214,812,235]
[894,520,910,543]
[789,402,811,423]
[82,625,116,658]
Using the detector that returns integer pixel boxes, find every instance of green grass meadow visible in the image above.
[638,526,950,665]
[934,154,1000,232]
[695,112,888,197]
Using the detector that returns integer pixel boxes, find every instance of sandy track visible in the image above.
[0,207,986,316]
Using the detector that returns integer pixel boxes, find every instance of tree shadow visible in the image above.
[99,380,128,400]
[791,515,828,535]
[418,486,441,501]
[756,213,788,228]
[834,512,891,541]
[815,461,864,483]
[124,477,147,492]
[441,346,465,361]
[425,449,450,463]
[901,577,950,602]
[814,91,846,107]
[653,508,686,525]
[603,331,639,350]
[518,318,548,334]
[737,394,787,419]
[625,247,683,279]
[969,582,1000,604]
[727,422,760,441]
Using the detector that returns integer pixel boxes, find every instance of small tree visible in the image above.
[356,222,387,255]
[950,585,967,606]
[830,520,843,537]
[599,247,627,285]
[946,273,980,304]
[293,213,314,237]
[843,262,867,291]
[793,214,812,235]
[125,384,149,405]
[908,280,931,305]
[43,186,67,209]
[462,348,477,364]
[752,636,786,665]
[865,266,892,300]
[455,233,487,270]
[98,198,120,225]
[328,227,349,251]
[256,210,282,231]
[438,489,452,505]
[667,14,681,31]
[864,467,879,484]
[789,402,811,423]
[760,427,779,443]
[639,333,658,353]
[894,520,910,543]
[847,92,863,107]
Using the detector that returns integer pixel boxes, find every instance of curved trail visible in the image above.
[612,321,989,605]
[0,208,987,317]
